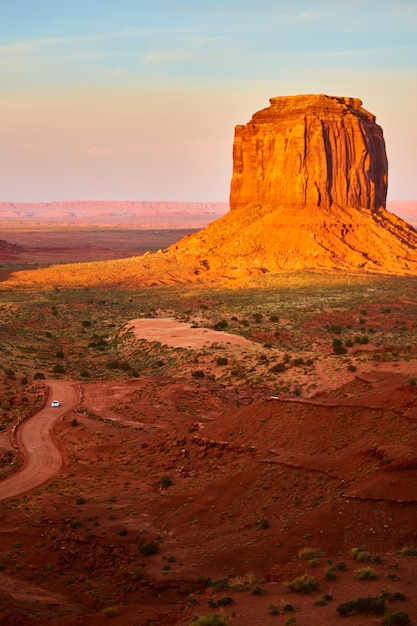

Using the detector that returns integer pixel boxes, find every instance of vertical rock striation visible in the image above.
[230,94,388,213]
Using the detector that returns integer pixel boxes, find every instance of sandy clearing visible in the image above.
[128,317,256,349]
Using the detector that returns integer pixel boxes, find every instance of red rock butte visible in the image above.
[230,94,387,212]
[171,94,417,276]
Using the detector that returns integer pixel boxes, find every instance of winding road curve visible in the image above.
[0,380,78,501]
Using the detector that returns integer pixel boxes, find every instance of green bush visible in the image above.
[382,610,410,626]
[138,540,159,556]
[160,474,173,488]
[216,357,229,366]
[337,595,385,617]
[298,547,324,560]
[208,596,233,608]
[192,616,227,626]
[102,606,120,618]
[399,545,417,556]
[332,338,347,355]
[284,574,319,594]
[354,567,377,580]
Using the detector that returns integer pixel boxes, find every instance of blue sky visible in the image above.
[1,0,416,202]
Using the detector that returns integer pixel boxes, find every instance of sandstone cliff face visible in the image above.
[230,94,388,213]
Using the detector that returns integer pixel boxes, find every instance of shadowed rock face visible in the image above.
[230,94,388,213]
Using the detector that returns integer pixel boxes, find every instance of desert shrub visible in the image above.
[384,592,406,601]
[118,528,128,536]
[82,320,92,328]
[382,610,410,626]
[309,558,319,568]
[399,545,417,556]
[21,377,28,385]
[332,338,347,354]
[283,604,294,612]
[76,497,86,505]
[258,517,269,529]
[284,574,319,594]
[337,595,385,617]
[192,616,227,626]
[71,418,78,427]
[354,567,377,580]
[56,350,64,358]
[192,370,205,379]
[208,596,233,608]
[351,547,370,561]
[69,520,82,529]
[347,363,356,371]
[34,372,45,379]
[138,540,159,556]
[298,547,324,560]
[314,593,332,606]
[268,604,279,615]
[213,320,228,330]
[251,585,266,596]
[270,315,279,322]
[53,363,66,374]
[160,474,173,488]
[216,357,229,366]
[102,606,120,618]
[325,566,337,580]
[208,578,230,590]
[336,561,347,570]
[270,362,286,373]
[292,357,305,366]
[356,550,372,563]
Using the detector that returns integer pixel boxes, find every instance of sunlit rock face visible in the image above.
[230,94,388,213]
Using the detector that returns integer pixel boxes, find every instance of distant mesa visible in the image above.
[172,94,417,275]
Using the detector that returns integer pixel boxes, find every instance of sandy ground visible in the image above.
[128,317,256,349]
[2,318,417,625]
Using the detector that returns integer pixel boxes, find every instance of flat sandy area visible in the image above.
[128,317,255,349]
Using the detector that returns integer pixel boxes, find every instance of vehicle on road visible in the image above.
[51,400,60,407]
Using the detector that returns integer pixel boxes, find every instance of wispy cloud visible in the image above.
[86,146,113,156]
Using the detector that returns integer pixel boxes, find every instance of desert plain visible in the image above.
[0,204,416,626]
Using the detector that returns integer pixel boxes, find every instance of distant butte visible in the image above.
[3,95,417,290]
[171,94,417,276]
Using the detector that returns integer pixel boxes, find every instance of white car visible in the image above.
[51,400,60,407]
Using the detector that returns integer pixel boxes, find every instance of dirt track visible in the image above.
[0,381,78,501]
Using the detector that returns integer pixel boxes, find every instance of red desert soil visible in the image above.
[2,318,417,625]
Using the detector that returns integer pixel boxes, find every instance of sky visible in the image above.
[1,0,416,203]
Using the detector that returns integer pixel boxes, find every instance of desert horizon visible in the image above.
[2,2,417,624]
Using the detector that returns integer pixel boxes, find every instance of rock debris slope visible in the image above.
[172,94,417,275]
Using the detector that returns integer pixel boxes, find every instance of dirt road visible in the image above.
[0,381,78,501]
